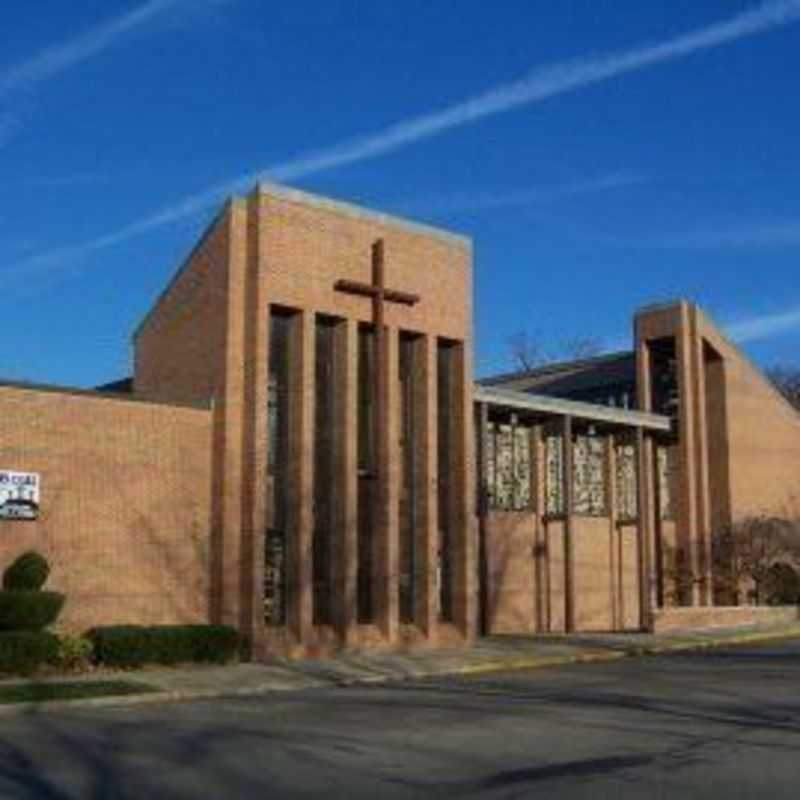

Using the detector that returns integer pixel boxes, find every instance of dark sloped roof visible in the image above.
[94,377,134,394]
[479,351,636,400]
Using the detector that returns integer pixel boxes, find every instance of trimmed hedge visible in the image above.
[88,625,240,667]
[3,551,50,592]
[0,631,59,676]
[0,591,65,632]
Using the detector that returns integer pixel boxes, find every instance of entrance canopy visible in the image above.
[474,385,671,432]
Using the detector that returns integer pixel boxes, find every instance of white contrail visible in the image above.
[259,0,800,180]
[727,305,800,343]
[0,0,228,99]
[11,0,800,278]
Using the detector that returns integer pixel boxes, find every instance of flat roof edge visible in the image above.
[0,378,211,412]
[634,298,687,318]
[258,182,472,249]
[474,385,672,431]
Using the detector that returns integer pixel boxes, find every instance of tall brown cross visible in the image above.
[334,239,420,325]
[334,239,420,480]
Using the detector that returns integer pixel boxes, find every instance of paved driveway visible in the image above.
[1,640,799,798]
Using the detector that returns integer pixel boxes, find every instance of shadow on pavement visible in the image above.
[1,643,799,798]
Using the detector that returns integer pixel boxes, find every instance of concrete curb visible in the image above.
[0,688,224,718]
[1,627,797,717]
[629,626,800,656]
[449,650,626,678]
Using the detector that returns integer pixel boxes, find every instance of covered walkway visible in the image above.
[474,386,672,634]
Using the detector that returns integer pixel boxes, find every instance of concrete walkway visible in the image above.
[2,621,799,715]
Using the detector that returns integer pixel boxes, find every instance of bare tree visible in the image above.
[559,336,605,362]
[663,514,800,606]
[766,365,800,411]
[508,331,546,372]
[508,331,606,372]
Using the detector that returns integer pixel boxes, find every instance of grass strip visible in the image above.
[0,680,157,705]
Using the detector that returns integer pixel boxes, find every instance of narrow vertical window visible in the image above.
[437,339,457,622]
[656,444,675,521]
[512,422,532,511]
[398,333,419,624]
[495,423,514,510]
[265,309,292,626]
[649,338,679,423]
[615,436,638,521]
[545,428,565,516]
[357,325,375,623]
[313,316,338,625]
[485,421,496,509]
[573,433,607,516]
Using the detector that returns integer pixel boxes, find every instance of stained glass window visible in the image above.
[485,422,496,507]
[495,424,514,509]
[513,426,532,510]
[657,444,675,520]
[485,421,532,512]
[573,435,607,516]
[615,440,638,521]
[545,433,564,516]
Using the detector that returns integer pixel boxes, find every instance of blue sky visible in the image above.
[2,0,800,385]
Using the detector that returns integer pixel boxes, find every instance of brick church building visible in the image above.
[1,183,799,657]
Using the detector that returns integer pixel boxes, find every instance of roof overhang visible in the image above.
[474,385,672,432]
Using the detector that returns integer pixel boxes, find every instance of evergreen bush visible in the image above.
[2,551,50,592]
[0,591,66,632]
[88,625,240,667]
[0,631,59,676]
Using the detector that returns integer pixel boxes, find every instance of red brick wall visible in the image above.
[637,301,800,609]
[134,207,232,406]
[485,512,537,634]
[244,188,476,650]
[133,201,250,631]
[546,520,567,631]
[484,512,643,634]
[658,518,679,605]
[572,516,615,632]
[0,385,212,634]
[637,303,800,523]
[256,190,472,339]
[714,339,800,519]
[129,185,476,653]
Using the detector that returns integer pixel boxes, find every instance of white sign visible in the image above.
[0,471,40,520]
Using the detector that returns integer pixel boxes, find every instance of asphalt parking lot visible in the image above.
[1,640,799,798]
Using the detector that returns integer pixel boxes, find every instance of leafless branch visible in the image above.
[766,365,800,411]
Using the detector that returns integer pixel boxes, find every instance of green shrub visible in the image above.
[88,625,240,668]
[3,551,50,592]
[0,591,65,632]
[0,631,59,676]
[54,635,94,672]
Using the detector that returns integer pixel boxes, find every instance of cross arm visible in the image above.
[334,279,378,298]
[334,279,420,306]
[383,288,420,306]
